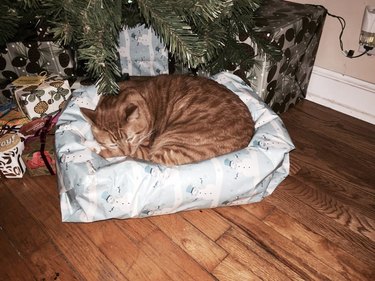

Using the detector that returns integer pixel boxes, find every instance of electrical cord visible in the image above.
[310,4,373,58]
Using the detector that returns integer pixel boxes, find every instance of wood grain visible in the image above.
[1,100,374,280]
[217,206,347,280]
[149,213,228,271]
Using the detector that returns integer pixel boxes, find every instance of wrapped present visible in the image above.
[0,83,15,116]
[0,108,29,127]
[0,41,75,83]
[22,132,56,176]
[0,130,26,178]
[14,75,71,119]
[22,115,57,176]
[230,0,326,113]
[118,24,169,76]
[69,76,95,91]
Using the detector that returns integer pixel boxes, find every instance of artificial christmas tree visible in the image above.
[0,0,279,95]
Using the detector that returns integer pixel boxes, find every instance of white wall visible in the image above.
[288,0,375,124]
[288,0,375,83]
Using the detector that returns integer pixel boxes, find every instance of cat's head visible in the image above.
[80,89,151,156]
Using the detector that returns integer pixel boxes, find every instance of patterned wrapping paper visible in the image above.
[0,132,26,178]
[230,0,326,113]
[14,75,71,120]
[0,110,29,127]
[118,24,169,76]
[0,41,75,83]
[0,82,29,127]
[55,72,295,222]
[22,132,56,177]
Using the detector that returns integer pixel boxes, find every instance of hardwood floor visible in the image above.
[1,100,374,281]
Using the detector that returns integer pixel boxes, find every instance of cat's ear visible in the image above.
[80,107,96,125]
[125,103,139,121]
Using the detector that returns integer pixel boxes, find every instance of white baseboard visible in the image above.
[306,66,375,125]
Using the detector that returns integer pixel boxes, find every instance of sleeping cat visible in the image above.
[80,74,254,166]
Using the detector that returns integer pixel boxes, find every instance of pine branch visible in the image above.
[77,0,123,94]
[44,0,123,94]
[137,0,205,67]
[0,5,20,45]
[0,0,279,96]
[0,0,44,45]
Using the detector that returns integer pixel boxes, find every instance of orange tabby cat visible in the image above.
[80,75,254,166]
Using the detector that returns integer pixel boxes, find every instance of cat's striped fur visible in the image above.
[80,75,254,166]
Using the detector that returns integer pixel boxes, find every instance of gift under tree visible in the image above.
[0,0,279,95]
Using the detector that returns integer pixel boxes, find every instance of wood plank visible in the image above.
[28,241,82,281]
[281,176,375,241]
[293,165,375,218]
[216,205,347,280]
[247,200,374,280]
[150,213,228,271]
[0,229,34,281]
[241,201,276,220]
[116,218,217,280]
[79,221,171,281]
[140,230,217,281]
[182,209,231,241]
[217,228,303,280]
[0,181,50,255]
[281,101,375,157]
[266,177,375,265]
[116,217,158,242]
[0,181,81,281]
[281,104,375,190]
[3,177,129,281]
[212,255,261,281]
[290,136,373,190]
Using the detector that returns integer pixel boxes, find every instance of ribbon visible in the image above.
[39,115,55,175]
[0,124,19,137]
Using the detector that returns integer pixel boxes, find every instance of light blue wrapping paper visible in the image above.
[55,72,295,222]
[117,24,169,76]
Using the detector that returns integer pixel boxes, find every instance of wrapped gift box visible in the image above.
[0,108,29,127]
[0,41,75,83]
[230,0,326,113]
[0,132,26,178]
[0,83,15,116]
[14,75,71,119]
[118,24,169,76]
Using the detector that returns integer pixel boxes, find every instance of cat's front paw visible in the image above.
[98,149,113,158]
